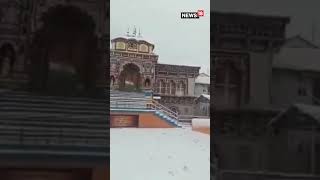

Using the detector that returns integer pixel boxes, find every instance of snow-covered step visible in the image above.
[179,122,192,128]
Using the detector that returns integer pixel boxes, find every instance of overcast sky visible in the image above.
[214,0,320,44]
[110,0,210,74]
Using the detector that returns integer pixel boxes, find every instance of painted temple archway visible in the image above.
[119,63,141,91]
[29,5,101,96]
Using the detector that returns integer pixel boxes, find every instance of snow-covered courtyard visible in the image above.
[110,128,210,180]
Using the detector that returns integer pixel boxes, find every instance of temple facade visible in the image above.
[0,0,108,94]
[110,33,207,118]
[110,35,158,90]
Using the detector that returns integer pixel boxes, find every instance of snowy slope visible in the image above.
[111,128,210,180]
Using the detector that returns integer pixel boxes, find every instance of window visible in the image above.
[215,60,242,108]
[169,81,176,95]
[177,81,186,96]
[159,80,166,94]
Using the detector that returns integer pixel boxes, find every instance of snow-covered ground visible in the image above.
[111,128,210,180]
[192,118,210,128]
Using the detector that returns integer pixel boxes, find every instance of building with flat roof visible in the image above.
[213,11,320,180]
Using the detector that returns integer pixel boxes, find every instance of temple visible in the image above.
[110,29,209,123]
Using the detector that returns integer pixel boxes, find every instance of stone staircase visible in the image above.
[0,76,28,90]
[110,90,150,109]
[0,89,108,158]
[110,90,182,127]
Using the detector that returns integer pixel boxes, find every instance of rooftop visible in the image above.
[273,47,320,72]
[195,73,210,85]
[269,103,320,128]
[111,34,155,46]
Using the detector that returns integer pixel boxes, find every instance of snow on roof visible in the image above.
[269,103,320,126]
[201,94,210,100]
[195,94,210,102]
[111,128,210,180]
[294,104,320,123]
[192,118,210,128]
[273,48,320,72]
[113,35,155,45]
[283,35,319,48]
[195,73,210,85]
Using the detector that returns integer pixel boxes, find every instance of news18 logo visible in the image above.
[181,10,204,19]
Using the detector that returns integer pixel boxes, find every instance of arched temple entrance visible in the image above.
[119,63,141,91]
[29,5,100,96]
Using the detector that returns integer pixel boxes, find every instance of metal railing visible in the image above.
[147,100,179,120]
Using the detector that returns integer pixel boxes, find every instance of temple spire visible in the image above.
[138,28,142,37]
[133,25,137,37]
[126,26,130,37]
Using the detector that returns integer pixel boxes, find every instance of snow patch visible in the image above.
[110,128,210,180]
[192,118,210,128]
